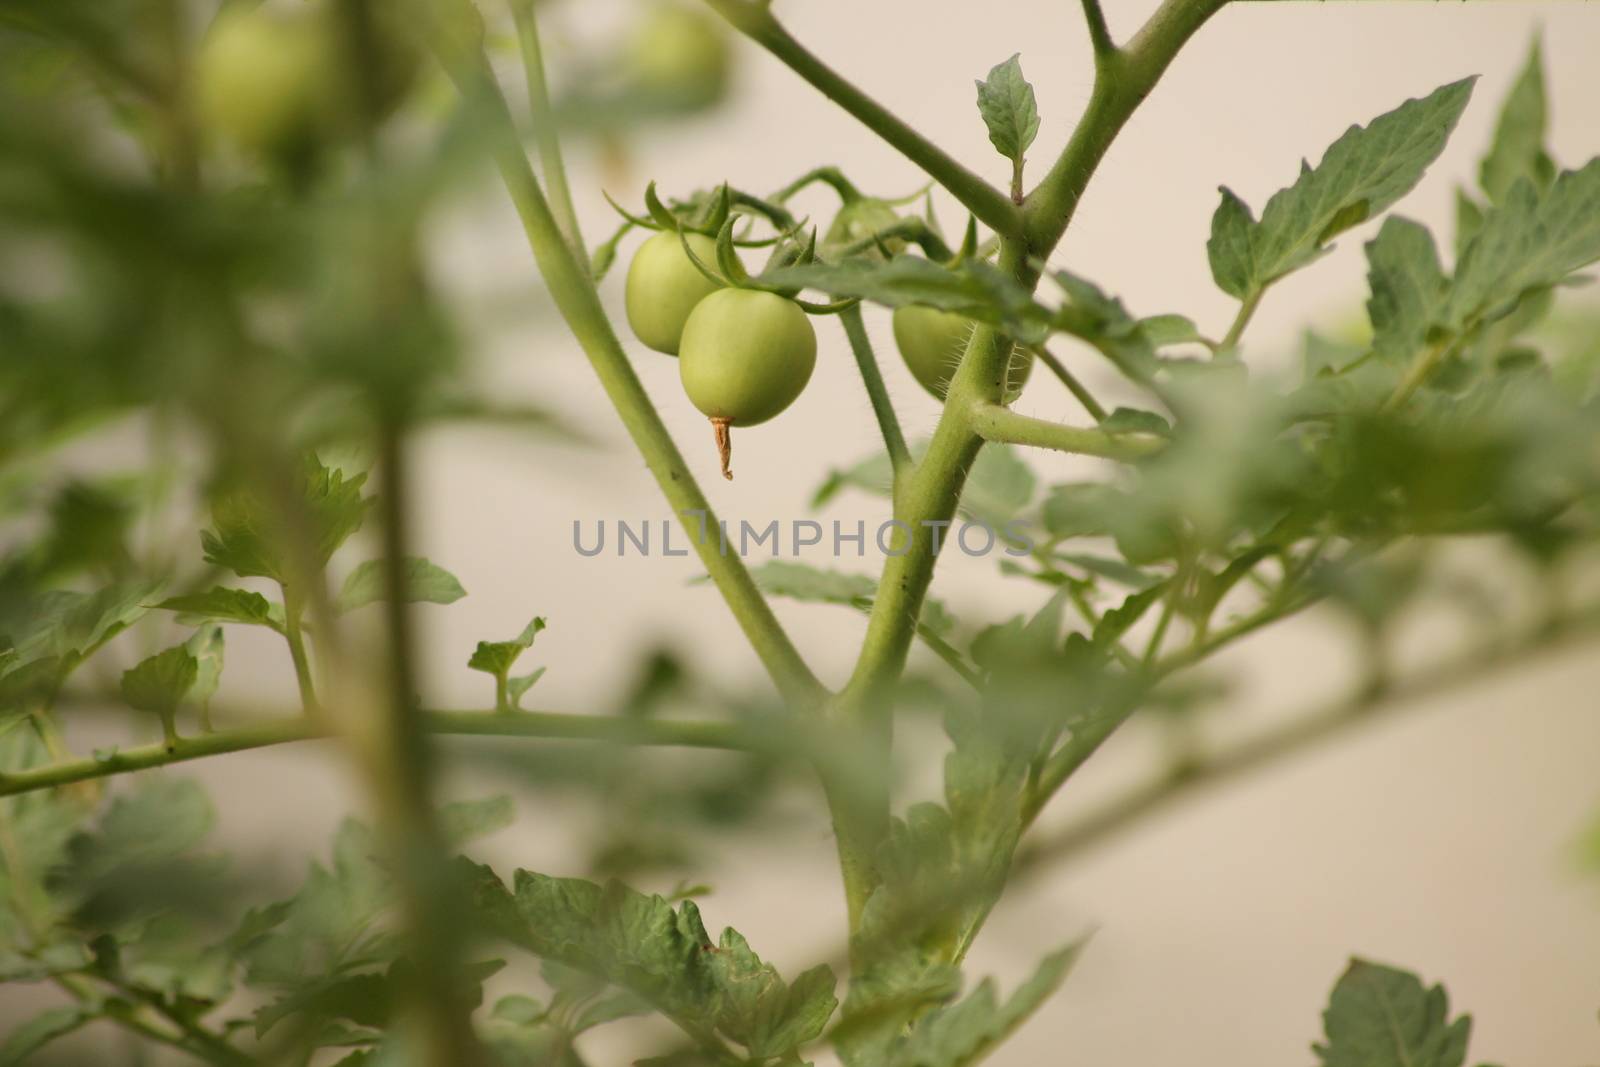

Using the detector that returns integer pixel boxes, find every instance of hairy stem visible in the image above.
[1025,0,1229,251]
[1078,0,1116,59]
[839,304,911,476]
[969,401,1165,460]
[1031,345,1108,421]
[699,0,1021,237]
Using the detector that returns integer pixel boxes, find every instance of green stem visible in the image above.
[370,421,487,1067]
[839,304,911,475]
[1220,289,1262,350]
[279,582,319,715]
[969,401,1165,461]
[0,711,754,799]
[510,0,585,260]
[771,165,863,204]
[1078,0,1117,58]
[1031,345,1108,421]
[1024,0,1230,251]
[1023,582,1323,825]
[1019,603,1600,871]
[700,0,1021,237]
[429,22,824,709]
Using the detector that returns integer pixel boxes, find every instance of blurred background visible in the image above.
[6,0,1600,1062]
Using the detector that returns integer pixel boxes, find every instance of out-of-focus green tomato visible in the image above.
[626,3,732,108]
[892,305,1032,401]
[823,198,905,258]
[197,6,334,156]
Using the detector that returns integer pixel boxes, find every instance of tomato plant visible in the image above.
[2,1,1599,1065]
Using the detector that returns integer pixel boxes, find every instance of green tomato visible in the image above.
[891,305,1032,401]
[822,198,904,259]
[197,7,335,156]
[626,3,731,108]
[679,289,817,479]
[625,231,725,356]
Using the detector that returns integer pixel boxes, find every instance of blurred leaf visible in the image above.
[464,864,837,1061]
[201,458,372,583]
[1365,216,1449,368]
[1479,37,1555,205]
[0,1004,94,1063]
[747,560,954,635]
[1313,960,1473,1067]
[154,588,283,634]
[1209,79,1474,300]
[960,444,1035,526]
[119,645,197,724]
[1139,314,1204,347]
[1445,160,1600,329]
[1099,407,1171,438]
[440,795,514,847]
[335,557,467,614]
[882,942,1084,1067]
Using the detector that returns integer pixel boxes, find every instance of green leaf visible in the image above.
[1454,187,1485,260]
[1139,314,1204,347]
[119,646,198,721]
[747,561,955,635]
[468,617,546,679]
[243,819,392,988]
[470,865,838,1060]
[705,929,837,1060]
[336,557,467,614]
[1446,159,1600,329]
[185,624,225,711]
[1314,959,1473,1067]
[505,670,546,710]
[1365,216,1449,367]
[960,443,1035,526]
[1099,407,1172,438]
[0,1004,94,1063]
[1093,581,1172,650]
[975,54,1040,164]
[1040,483,1121,541]
[1479,37,1555,205]
[1208,79,1475,300]
[440,796,514,847]
[885,943,1085,1067]
[201,457,372,582]
[154,587,283,633]
[761,257,1051,343]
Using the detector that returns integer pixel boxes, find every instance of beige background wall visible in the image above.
[25,1,1600,1062]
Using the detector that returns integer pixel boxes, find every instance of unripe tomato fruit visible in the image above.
[679,290,817,478]
[625,231,724,356]
[892,306,1032,401]
[626,3,731,109]
[823,198,904,259]
[197,7,334,156]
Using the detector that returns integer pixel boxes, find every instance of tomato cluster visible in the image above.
[618,178,1030,479]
